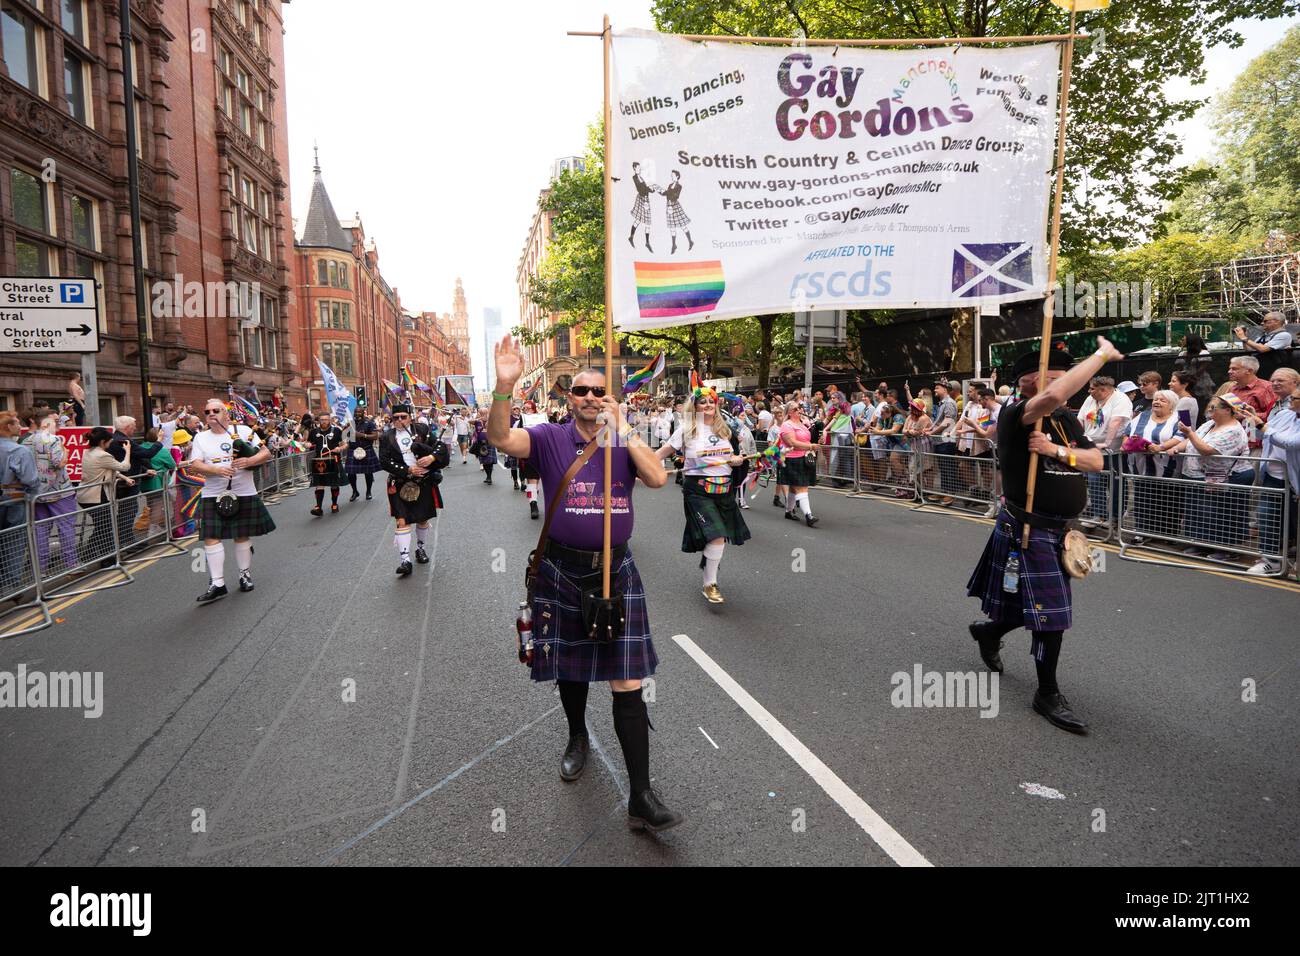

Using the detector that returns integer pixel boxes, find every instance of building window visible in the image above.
[232,167,273,262]
[63,49,88,124]
[555,325,570,356]
[61,0,85,45]
[11,167,48,233]
[321,343,354,376]
[70,194,97,249]
[318,301,351,330]
[1,4,41,95]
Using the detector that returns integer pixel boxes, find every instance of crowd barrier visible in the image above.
[813,443,1297,580]
[1,452,312,639]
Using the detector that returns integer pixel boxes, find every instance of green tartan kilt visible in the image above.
[200,495,276,540]
[681,477,751,552]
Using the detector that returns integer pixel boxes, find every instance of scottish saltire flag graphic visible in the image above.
[317,358,355,425]
[634,261,724,319]
[951,243,1035,298]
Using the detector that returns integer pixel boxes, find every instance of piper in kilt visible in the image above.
[185,398,275,605]
[657,385,750,604]
[488,337,683,833]
[308,412,346,516]
[345,412,381,501]
[378,404,445,577]
[777,402,820,526]
[966,337,1125,735]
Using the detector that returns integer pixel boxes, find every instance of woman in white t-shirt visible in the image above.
[656,387,750,604]
[517,400,549,519]
[1174,397,1253,554]
[185,399,274,604]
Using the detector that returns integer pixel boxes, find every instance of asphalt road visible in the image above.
[1,459,1295,867]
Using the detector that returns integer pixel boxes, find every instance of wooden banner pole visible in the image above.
[601,13,615,600]
[1021,2,1078,549]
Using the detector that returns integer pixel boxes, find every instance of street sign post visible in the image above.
[0,277,100,353]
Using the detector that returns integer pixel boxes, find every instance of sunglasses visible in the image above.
[205,409,223,416]
[570,386,607,398]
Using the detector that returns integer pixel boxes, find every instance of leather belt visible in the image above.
[1003,499,1068,531]
[545,539,628,570]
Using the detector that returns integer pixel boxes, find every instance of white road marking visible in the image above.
[698,726,719,749]
[1019,782,1066,800]
[672,634,932,868]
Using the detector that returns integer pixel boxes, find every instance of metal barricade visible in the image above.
[1117,456,1291,577]
[1079,457,1119,541]
[852,442,920,501]
[815,438,858,488]
[918,451,998,515]
[37,480,133,600]
[0,499,50,638]
[121,477,187,565]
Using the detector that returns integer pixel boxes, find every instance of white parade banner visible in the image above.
[608,31,1061,331]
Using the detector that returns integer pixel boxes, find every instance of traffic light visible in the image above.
[355,384,367,408]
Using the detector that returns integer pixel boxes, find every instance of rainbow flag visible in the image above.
[634,261,724,319]
[382,378,406,398]
[624,353,665,394]
[176,467,204,521]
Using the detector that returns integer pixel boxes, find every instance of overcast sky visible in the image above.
[282,3,1297,389]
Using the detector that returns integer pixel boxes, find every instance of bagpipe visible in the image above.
[397,436,451,502]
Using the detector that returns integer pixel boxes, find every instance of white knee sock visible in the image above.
[234,541,252,572]
[205,543,226,587]
[702,540,725,586]
[795,491,812,515]
[415,524,428,547]
[394,529,411,560]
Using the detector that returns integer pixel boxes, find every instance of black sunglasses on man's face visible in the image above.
[570,385,607,398]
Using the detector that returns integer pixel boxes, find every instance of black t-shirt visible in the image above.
[997,400,1094,518]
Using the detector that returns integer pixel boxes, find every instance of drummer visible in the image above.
[308,411,346,516]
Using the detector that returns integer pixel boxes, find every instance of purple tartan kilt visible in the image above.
[344,444,381,475]
[966,508,1073,632]
[529,548,657,683]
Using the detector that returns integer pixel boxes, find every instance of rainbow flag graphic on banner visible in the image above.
[634,261,724,319]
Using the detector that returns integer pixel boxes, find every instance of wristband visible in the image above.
[1093,348,1108,360]
[1068,452,1077,469]
[491,391,511,402]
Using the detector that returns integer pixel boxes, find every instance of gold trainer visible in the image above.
[702,584,725,604]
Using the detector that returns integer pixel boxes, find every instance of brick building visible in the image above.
[0,0,296,421]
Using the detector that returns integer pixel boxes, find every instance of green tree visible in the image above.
[1166,25,1300,238]
[651,0,1299,254]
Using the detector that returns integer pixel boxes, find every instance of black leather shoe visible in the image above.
[414,546,429,564]
[784,510,799,521]
[1033,691,1088,734]
[365,493,373,500]
[396,560,413,577]
[310,506,323,517]
[968,621,1004,673]
[530,501,539,520]
[349,491,360,502]
[330,503,339,513]
[627,788,683,832]
[238,571,254,593]
[804,513,819,528]
[773,494,782,507]
[196,583,228,605]
[559,734,589,782]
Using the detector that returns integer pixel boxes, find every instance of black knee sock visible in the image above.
[364,473,374,494]
[315,489,324,506]
[980,617,1019,641]
[349,476,358,494]
[612,688,650,794]
[557,680,589,738]
[331,488,339,504]
[1030,630,1063,695]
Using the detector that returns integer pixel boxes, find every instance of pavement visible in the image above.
[0,459,1296,867]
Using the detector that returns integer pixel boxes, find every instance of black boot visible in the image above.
[560,735,590,782]
[645,234,654,254]
[686,231,695,251]
[671,235,677,254]
[1033,691,1088,734]
[613,689,682,832]
[968,621,1006,673]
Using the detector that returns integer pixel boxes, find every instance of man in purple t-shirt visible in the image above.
[487,335,681,833]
